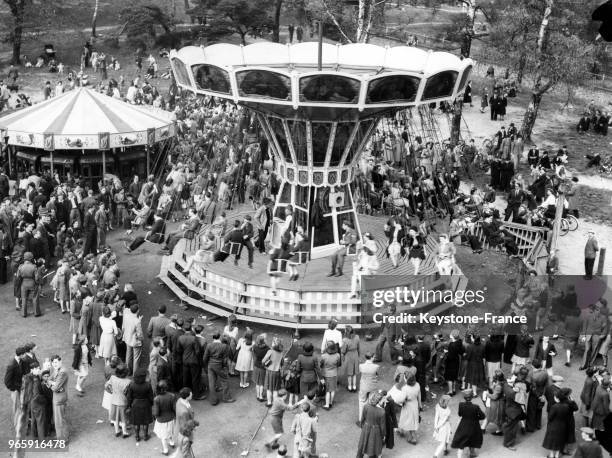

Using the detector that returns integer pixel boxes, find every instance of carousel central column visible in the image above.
[257,112,379,259]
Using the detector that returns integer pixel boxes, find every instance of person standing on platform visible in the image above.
[584,231,599,280]
[240,215,255,268]
[327,221,357,277]
[254,198,272,254]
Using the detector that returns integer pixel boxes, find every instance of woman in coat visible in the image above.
[481,370,505,435]
[464,334,486,396]
[296,341,320,397]
[451,390,486,458]
[398,373,421,444]
[542,387,579,458]
[356,391,386,458]
[445,329,464,396]
[591,376,611,432]
[127,367,154,442]
[341,326,360,393]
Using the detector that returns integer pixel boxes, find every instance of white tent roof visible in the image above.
[0,88,176,150]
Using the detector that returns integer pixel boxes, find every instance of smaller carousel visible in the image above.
[0,87,176,187]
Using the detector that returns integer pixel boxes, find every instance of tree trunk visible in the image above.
[239,30,247,46]
[91,0,99,37]
[272,0,283,43]
[517,52,526,85]
[8,1,25,65]
[520,91,543,141]
[356,0,373,43]
[184,0,190,11]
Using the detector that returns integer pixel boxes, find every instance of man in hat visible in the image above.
[327,220,357,277]
[161,208,201,254]
[241,214,255,268]
[584,231,599,280]
[17,252,37,317]
[580,302,608,370]
[575,427,603,458]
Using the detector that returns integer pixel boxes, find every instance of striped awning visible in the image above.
[0,87,176,150]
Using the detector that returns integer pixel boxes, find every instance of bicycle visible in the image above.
[559,213,579,236]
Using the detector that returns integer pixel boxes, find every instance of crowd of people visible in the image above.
[353,284,612,458]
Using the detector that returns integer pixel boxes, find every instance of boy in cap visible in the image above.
[574,427,603,458]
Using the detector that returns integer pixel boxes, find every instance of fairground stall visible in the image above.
[162,42,472,331]
[0,87,176,188]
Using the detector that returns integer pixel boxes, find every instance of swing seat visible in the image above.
[222,242,242,255]
[346,244,358,256]
[267,258,288,274]
[289,251,310,266]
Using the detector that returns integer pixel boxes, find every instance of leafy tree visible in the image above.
[1,0,70,64]
[486,0,601,141]
[190,0,275,45]
[119,3,176,41]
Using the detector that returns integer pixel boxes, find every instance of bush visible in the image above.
[103,37,120,49]
[154,31,188,49]
[126,36,148,53]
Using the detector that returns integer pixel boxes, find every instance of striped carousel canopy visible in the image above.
[0,87,176,150]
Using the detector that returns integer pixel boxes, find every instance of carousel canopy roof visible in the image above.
[170,42,473,120]
[0,87,176,150]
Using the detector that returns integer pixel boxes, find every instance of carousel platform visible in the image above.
[158,215,467,330]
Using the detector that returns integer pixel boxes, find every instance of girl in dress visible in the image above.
[153,380,176,455]
[223,314,239,376]
[235,330,254,388]
[126,368,154,443]
[72,335,92,396]
[341,325,360,392]
[433,395,452,458]
[252,334,270,402]
[109,363,131,438]
[406,227,425,275]
[262,337,284,407]
[384,218,404,268]
[102,356,120,425]
[99,306,118,364]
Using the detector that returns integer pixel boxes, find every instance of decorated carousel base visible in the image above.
[158,215,468,330]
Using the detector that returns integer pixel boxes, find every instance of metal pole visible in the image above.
[597,247,606,275]
[146,146,151,177]
[50,150,54,176]
[318,20,323,71]
[102,149,106,178]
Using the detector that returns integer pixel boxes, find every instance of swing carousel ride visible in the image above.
[160,42,472,330]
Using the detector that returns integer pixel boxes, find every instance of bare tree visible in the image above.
[92,0,100,37]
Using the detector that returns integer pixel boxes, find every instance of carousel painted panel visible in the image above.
[54,134,98,149]
[10,131,43,149]
[155,124,174,142]
[109,131,146,148]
